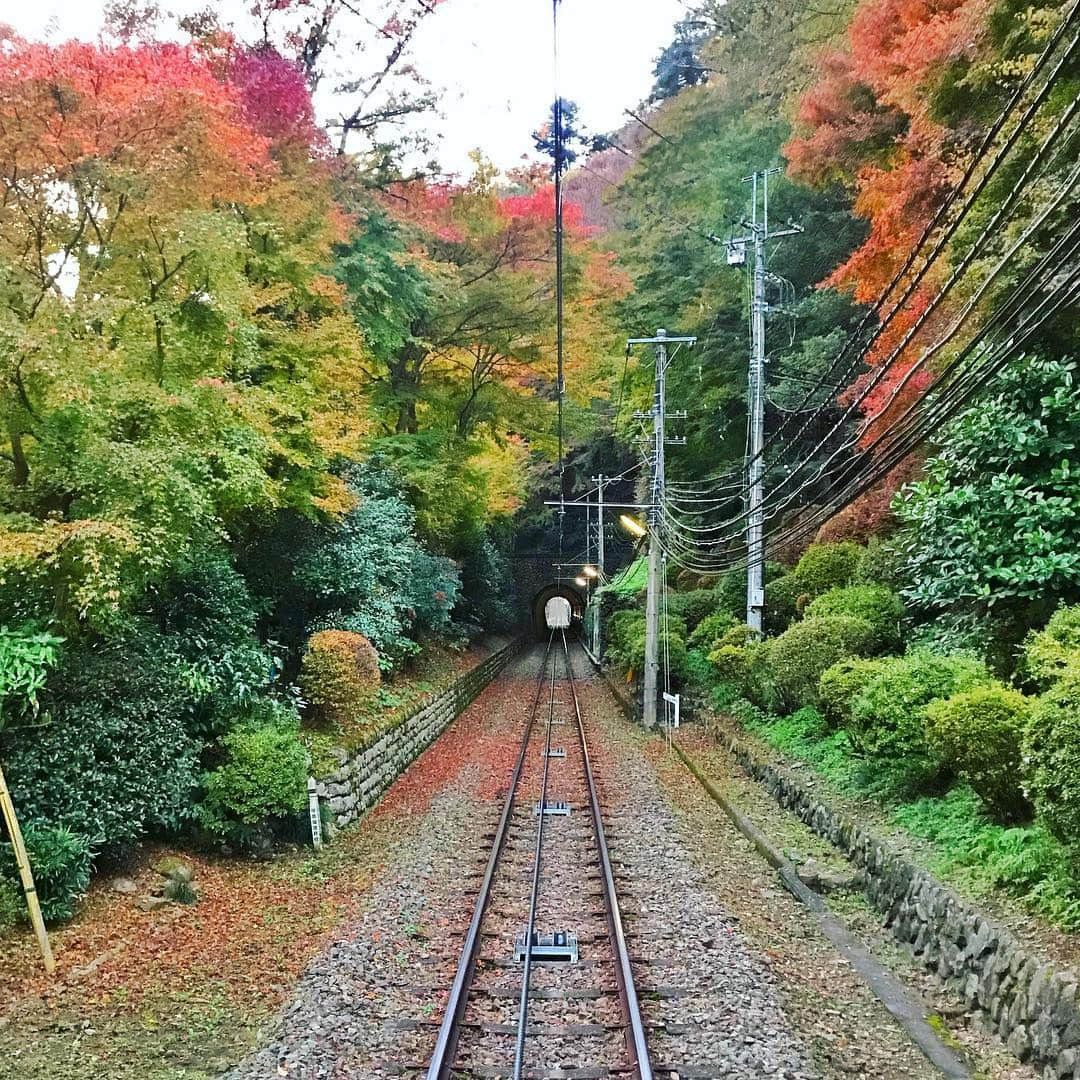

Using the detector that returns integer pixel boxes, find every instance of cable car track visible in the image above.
[424,632,652,1080]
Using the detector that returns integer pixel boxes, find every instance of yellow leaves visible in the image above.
[0,517,141,630]
[310,476,358,519]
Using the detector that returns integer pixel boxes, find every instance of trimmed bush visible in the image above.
[687,610,736,652]
[790,541,862,599]
[0,824,93,923]
[818,656,890,727]
[713,570,749,620]
[1025,669,1080,853]
[765,574,804,631]
[1020,604,1080,690]
[924,684,1032,822]
[198,707,309,845]
[805,584,904,654]
[847,650,990,792]
[760,614,877,714]
[299,629,380,728]
[854,536,902,589]
[605,610,690,687]
[709,645,753,699]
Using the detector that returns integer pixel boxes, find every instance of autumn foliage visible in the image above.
[299,630,382,729]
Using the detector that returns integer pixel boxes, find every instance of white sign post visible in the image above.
[662,691,680,752]
[308,777,323,850]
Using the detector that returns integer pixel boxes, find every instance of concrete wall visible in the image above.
[315,641,520,828]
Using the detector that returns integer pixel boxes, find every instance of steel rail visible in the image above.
[562,632,653,1079]
[511,637,560,1078]
[425,633,555,1080]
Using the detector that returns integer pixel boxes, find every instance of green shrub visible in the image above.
[847,650,990,793]
[713,571,749,620]
[790,541,862,598]
[604,613,686,686]
[605,611,690,686]
[765,574,804,632]
[199,708,309,844]
[760,614,877,714]
[708,644,755,699]
[924,684,1032,822]
[1024,669,1080,852]
[818,656,890,727]
[154,552,275,738]
[667,589,717,632]
[299,629,380,728]
[0,875,21,930]
[1,627,201,851]
[854,537,902,589]
[687,610,736,652]
[805,585,905,654]
[0,824,93,923]
[894,787,1080,930]
[1020,604,1080,690]
[726,697,774,729]
[0,624,64,721]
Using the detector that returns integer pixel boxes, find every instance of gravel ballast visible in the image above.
[230,645,977,1078]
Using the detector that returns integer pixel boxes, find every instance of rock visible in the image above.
[136,896,169,912]
[1007,1023,1032,1061]
[110,877,138,895]
[154,856,195,883]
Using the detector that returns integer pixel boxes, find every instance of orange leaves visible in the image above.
[0,41,270,203]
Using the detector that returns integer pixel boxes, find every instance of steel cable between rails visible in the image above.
[660,106,1080,539]
[666,15,1080,503]
[425,632,556,1079]
[750,6,1080,465]
[512,634,560,1080]
[654,257,1080,575]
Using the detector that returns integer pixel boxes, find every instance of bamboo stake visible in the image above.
[0,760,54,973]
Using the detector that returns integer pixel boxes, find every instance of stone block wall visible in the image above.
[720,728,1080,1078]
[315,641,519,829]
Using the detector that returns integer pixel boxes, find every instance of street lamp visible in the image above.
[619,514,646,538]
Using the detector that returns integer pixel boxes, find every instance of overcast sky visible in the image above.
[3,0,686,177]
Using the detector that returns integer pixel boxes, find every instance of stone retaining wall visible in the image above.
[315,641,520,829]
[718,725,1080,1078]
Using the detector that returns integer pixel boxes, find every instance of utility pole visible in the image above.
[629,329,695,727]
[727,170,801,634]
[589,473,607,657]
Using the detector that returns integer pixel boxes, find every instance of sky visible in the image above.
[2,0,686,177]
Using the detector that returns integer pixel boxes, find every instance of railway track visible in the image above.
[424,632,651,1080]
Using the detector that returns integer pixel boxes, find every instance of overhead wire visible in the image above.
[664,8,1080,506]
[662,81,1079,534]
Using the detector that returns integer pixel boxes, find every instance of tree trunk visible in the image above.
[8,426,28,487]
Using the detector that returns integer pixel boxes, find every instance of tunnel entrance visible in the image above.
[530,583,586,639]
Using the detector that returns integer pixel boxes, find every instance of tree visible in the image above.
[0,37,368,631]
[650,17,711,102]
[243,0,447,159]
[894,357,1080,631]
